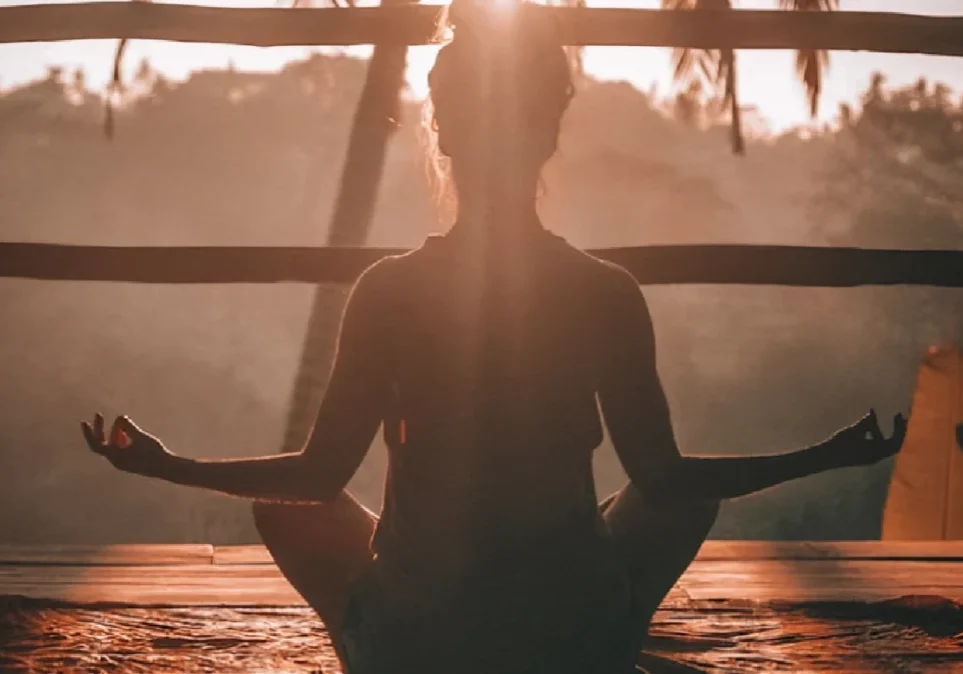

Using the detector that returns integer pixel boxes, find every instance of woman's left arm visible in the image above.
[81,260,395,503]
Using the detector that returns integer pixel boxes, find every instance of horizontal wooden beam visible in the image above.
[2,243,962,287]
[1,3,962,55]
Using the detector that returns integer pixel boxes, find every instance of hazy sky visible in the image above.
[1,0,961,131]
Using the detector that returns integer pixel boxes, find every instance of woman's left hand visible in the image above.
[81,413,175,478]
[827,409,908,468]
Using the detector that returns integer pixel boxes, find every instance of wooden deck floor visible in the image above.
[2,542,962,673]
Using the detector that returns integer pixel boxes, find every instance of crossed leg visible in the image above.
[251,492,376,667]
[601,483,721,639]
[253,485,719,671]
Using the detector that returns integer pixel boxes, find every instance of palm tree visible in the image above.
[663,0,838,154]
[780,0,838,117]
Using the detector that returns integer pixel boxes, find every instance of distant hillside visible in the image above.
[1,56,961,543]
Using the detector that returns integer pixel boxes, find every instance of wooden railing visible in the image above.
[1,4,962,288]
[1,4,962,55]
[2,243,962,287]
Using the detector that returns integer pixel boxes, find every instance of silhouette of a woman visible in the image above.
[82,2,906,672]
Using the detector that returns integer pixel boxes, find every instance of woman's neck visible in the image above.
[448,171,545,243]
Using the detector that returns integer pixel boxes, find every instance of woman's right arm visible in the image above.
[595,268,906,504]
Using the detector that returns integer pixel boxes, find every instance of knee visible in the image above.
[658,497,720,542]
[696,497,721,517]
[252,495,372,542]
[251,501,310,538]
[251,501,281,536]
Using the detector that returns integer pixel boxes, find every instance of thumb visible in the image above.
[111,415,142,447]
[891,413,908,445]
[82,421,109,456]
[863,408,884,443]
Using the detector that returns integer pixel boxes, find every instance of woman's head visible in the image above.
[425,0,574,210]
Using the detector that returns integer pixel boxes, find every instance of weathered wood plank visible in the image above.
[1,582,306,606]
[213,545,274,566]
[3,243,963,288]
[685,585,963,603]
[681,559,963,602]
[0,564,306,605]
[0,544,213,566]
[2,542,961,566]
[4,604,959,674]
[0,563,688,607]
[696,540,963,561]
[4,554,962,605]
[2,4,962,56]
[209,541,963,565]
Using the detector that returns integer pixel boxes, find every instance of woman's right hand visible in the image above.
[81,413,175,479]
[826,409,907,468]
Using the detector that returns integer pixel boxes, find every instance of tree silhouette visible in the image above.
[663,0,837,154]
[661,0,744,154]
[816,73,963,252]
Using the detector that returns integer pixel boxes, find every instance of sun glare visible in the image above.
[491,0,522,14]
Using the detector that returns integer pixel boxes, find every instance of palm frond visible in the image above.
[291,0,355,9]
[778,0,838,117]
[795,47,829,117]
[104,37,128,139]
[777,0,837,10]
[663,0,743,154]
[662,0,699,9]
[717,48,744,154]
[104,0,161,139]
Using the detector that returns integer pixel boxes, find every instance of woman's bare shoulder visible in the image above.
[350,239,439,303]
[566,245,641,297]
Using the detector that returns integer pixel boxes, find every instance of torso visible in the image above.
[369,228,628,583]
[343,228,640,672]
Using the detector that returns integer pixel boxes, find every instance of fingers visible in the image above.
[93,413,106,444]
[891,413,908,446]
[83,412,140,455]
[81,421,107,456]
[853,409,883,442]
[866,408,885,443]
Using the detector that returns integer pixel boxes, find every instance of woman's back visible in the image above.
[369,228,627,575]
[350,228,639,673]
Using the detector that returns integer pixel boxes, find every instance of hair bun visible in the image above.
[429,0,574,123]
[446,0,506,32]
[444,0,568,66]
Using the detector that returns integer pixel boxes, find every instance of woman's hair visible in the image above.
[422,0,575,211]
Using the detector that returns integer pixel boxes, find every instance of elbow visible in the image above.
[628,461,709,505]
[311,483,344,504]
[294,472,342,504]
[296,456,350,504]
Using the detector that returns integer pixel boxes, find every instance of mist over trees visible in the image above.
[1,55,961,543]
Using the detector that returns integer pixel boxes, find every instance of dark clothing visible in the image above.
[343,500,638,674]
[340,229,645,674]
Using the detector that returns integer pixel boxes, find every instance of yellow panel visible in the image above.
[948,349,963,538]
[882,345,961,540]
